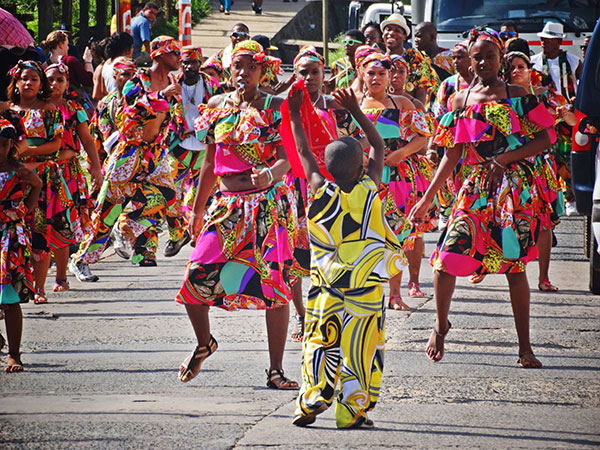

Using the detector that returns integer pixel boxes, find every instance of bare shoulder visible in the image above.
[206,95,224,108]
[507,83,528,98]
[451,90,468,111]
[267,95,284,110]
[393,94,415,110]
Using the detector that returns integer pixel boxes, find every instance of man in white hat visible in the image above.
[531,21,582,102]
[381,13,439,104]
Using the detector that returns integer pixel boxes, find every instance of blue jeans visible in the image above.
[219,0,231,11]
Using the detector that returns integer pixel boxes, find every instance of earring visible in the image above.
[13,88,19,96]
[389,86,395,94]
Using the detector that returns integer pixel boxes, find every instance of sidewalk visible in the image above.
[191,0,305,57]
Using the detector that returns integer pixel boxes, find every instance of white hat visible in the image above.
[537,21,565,39]
[380,14,411,37]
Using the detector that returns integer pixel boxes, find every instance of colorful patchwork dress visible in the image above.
[533,88,569,230]
[15,108,65,257]
[73,76,176,265]
[90,91,122,168]
[175,98,298,311]
[296,175,406,428]
[330,57,356,90]
[164,72,222,243]
[0,170,34,304]
[399,48,440,107]
[361,106,433,249]
[56,98,94,243]
[431,94,555,276]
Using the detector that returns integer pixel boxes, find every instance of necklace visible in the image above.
[182,82,198,105]
[312,93,322,108]
[235,89,260,107]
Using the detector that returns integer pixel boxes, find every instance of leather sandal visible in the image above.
[33,289,48,304]
[178,335,218,382]
[426,320,451,362]
[407,282,425,297]
[53,279,70,292]
[388,295,409,310]
[266,368,299,390]
[517,351,542,368]
[290,314,305,342]
[538,279,558,292]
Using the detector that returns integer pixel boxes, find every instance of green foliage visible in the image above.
[327,33,346,66]
[150,15,179,39]
[191,0,212,23]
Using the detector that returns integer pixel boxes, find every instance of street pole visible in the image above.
[116,0,131,34]
[322,0,329,65]
[179,0,192,46]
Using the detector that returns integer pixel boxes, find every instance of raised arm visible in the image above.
[287,86,325,192]
[332,88,385,186]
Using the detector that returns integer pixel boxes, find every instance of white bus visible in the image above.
[411,0,599,55]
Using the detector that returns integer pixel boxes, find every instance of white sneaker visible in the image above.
[69,258,99,282]
[565,201,579,216]
[111,224,131,260]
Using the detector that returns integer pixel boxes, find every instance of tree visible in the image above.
[96,0,108,37]
[38,0,54,41]
[79,0,89,49]
[62,0,73,28]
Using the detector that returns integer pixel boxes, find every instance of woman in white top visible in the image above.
[94,32,134,101]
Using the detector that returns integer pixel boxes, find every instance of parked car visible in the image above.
[572,18,600,293]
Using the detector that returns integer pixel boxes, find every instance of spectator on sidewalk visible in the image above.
[220,23,250,72]
[131,2,159,65]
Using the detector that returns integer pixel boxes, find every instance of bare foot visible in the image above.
[388,295,410,310]
[518,351,542,368]
[425,321,451,361]
[5,353,23,373]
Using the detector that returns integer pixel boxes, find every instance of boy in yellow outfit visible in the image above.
[288,87,407,429]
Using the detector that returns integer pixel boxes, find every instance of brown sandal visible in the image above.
[517,351,542,368]
[178,335,218,382]
[426,321,451,362]
[5,352,23,373]
[266,368,299,390]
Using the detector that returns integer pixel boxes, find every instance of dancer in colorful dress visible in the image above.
[503,50,572,292]
[359,52,429,309]
[288,87,405,429]
[175,41,298,390]
[0,118,42,372]
[45,63,103,291]
[163,46,222,257]
[387,54,437,298]
[282,45,365,342]
[70,62,176,275]
[408,28,554,368]
[8,61,64,304]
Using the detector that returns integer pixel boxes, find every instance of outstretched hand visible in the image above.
[287,85,304,113]
[332,88,360,113]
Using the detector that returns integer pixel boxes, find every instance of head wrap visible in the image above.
[453,40,468,54]
[353,45,379,69]
[467,27,504,53]
[150,35,181,59]
[360,52,393,71]
[180,46,203,61]
[0,118,17,139]
[231,40,283,85]
[45,63,69,76]
[9,60,44,79]
[201,54,223,74]
[504,50,530,66]
[293,46,324,71]
[390,54,409,72]
[112,56,137,75]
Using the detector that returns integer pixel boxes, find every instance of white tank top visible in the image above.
[102,60,117,94]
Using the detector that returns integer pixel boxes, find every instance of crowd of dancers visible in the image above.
[0,10,588,429]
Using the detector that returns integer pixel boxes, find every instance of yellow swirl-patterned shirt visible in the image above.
[308,175,407,288]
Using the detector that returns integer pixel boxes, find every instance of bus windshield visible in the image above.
[432,0,600,33]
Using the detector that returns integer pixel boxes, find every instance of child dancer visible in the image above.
[0,118,42,372]
[289,87,406,428]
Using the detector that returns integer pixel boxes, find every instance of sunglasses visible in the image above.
[342,38,363,46]
[499,31,517,40]
[231,32,249,39]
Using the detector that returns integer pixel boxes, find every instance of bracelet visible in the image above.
[265,167,274,184]
[491,157,506,170]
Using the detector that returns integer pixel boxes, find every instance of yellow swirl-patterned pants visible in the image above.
[296,284,385,428]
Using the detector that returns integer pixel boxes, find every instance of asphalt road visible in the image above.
[1,216,599,449]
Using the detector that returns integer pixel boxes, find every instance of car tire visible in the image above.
[589,219,600,295]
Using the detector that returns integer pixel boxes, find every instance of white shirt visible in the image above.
[221,44,233,70]
[531,51,580,96]
[102,60,117,94]
[180,78,205,151]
